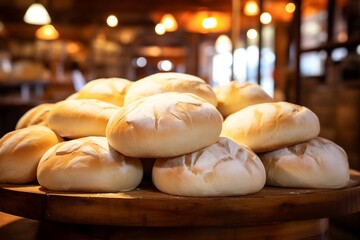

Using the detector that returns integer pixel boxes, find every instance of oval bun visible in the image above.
[107,92,223,158]
[222,102,320,152]
[214,81,273,117]
[124,72,217,106]
[47,99,119,139]
[152,137,266,197]
[75,78,132,107]
[0,125,62,183]
[37,136,143,192]
[16,103,54,129]
[259,137,349,188]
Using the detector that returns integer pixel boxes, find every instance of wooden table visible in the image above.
[0,170,359,239]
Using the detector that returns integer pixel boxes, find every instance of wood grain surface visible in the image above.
[0,171,359,227]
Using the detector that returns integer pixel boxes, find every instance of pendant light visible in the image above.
[35,24,59,40]
[24,2,51,25]
[244,1,259,16]
[160,14,178,32]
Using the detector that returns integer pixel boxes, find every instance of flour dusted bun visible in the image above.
[222,102,320,152]
[75,78,132,107]
[214,81,273,117]
[107,92,223,158]
[152,137,266,197]
[0,125,62,184]
[124,72,217,106]
[259,137,349,188]
[37,136,143,192]
[15,103,54,129]
[47,99,119,139]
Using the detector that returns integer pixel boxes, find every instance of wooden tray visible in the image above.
[1,170,359,227]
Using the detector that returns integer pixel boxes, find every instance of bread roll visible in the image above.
[66,92,78,99]
[15,103,54,129]
[124,72,217,106]
[214,81,273,117]
[259,137,349,188]
[47,99,119,139]
[37,136,143,192]
[221,102,320,152]
[0,125,62,184]
[75,78,132,107]
[107,92,223,158]
[152,137,266,197]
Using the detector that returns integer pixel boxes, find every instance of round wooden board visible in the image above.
[0,170,359,227]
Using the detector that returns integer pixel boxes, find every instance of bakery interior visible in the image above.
[0,0,359,239]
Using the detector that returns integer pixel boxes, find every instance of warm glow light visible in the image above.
[107,15,118,27]
[244,1,259,16]
[247,29,258,39]
[67,42,80,54]
[202,16,217,29]
[260,12,272,24]
[24,3,51,25]
[35,24,59,40]
[178,11,230,33]
[158,60,173,71]
[155,23,166,35]
[301,22,321,34]
[337,32,348,42]
[161,14,178,32]
[285,3,296,13]
[215,35,232,53]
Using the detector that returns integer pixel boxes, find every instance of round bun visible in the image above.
[37,136,143,192]
[152,137,266,197]
[124,72,217,106]
[0,125,62,184]
[75,78,132,107]
[214,81,273,117]
[15,103,54,129]
[259,137,349,188]
[107,92,223,158]
[221,101,320,152]
[47,99,119,139]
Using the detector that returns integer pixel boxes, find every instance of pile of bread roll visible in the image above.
[0,72,350,196]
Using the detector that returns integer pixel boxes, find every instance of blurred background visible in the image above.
[1,0,358,168]
[0,1,359,238]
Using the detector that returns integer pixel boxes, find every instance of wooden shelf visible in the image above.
[301,37,360,53]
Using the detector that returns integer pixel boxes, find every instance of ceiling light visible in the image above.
[67,42,81,54]
[285,3,296,13]
[35,24,59,40]
[260,12,272,24]
[107,15,118,27]
[202,16,217,30]
[135,57,147,68]
[247,29,258,40]
[215,35,232,53]
[158,60,173,71]
[160,14,178,32]
[244,1,259,16]
[155,23,166,35]
[24,3,51,25]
